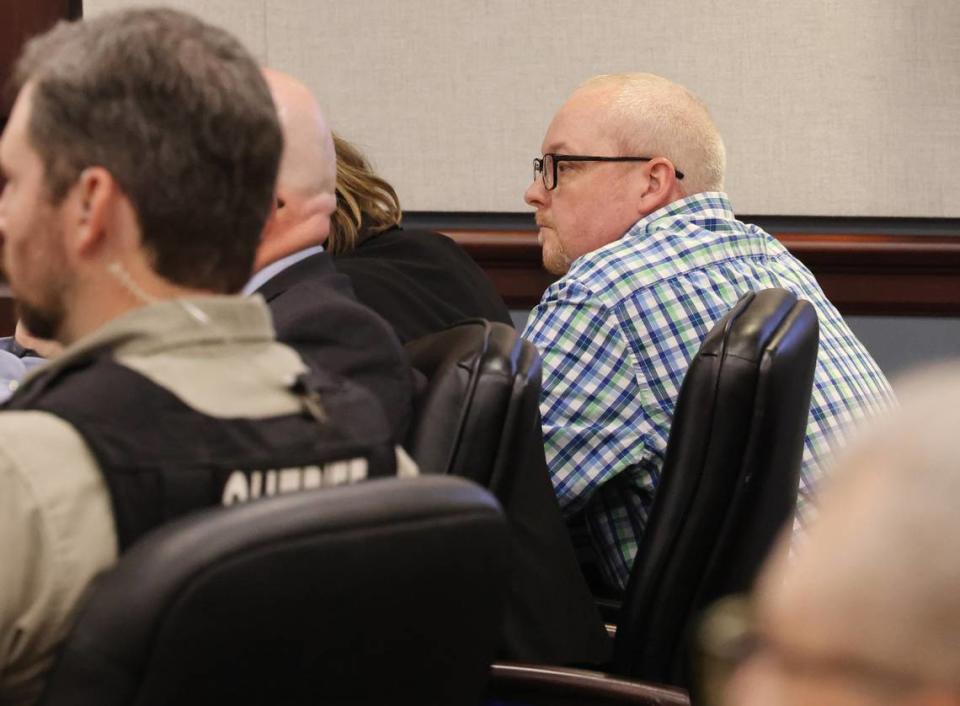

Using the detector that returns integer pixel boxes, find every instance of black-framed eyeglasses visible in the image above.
[532,153,684,191]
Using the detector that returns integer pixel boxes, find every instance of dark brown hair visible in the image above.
[14,8,282,293]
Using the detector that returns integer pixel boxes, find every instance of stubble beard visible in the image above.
[542,233,573,276]
[16,296,65,343]
[10,223,69,344]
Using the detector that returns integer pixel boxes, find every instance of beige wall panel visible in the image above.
[84,0,267,60]
[84,0,960,217]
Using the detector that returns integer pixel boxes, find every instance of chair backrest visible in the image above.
[404,320,612,666]
[613,288,820,686]
[404,319,539,497]
[40,476,509,706]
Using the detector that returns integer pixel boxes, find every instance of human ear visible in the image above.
[637,158,682,213]
[67,166,117,257]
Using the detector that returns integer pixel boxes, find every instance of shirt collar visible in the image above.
[24,295,276,383]
[625,192,736,239]
[241,244,325,296]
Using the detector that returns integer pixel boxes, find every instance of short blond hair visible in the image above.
[580,73,726,195]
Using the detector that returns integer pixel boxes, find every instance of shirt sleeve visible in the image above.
[0,412,117,703]
[523,279,654,516]
[0,448,57,700]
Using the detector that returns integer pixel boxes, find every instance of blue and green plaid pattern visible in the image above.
[523,193,894,591]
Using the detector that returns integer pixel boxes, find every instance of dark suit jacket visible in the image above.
[333,227,514,343]
[256,251,413,442]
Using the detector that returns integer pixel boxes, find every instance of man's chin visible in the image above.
[539,233,571,275]
[16,301,62,343]
[541,250,571,276]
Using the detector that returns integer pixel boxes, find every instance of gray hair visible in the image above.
[580,73,726,196]
[14,8,282,293]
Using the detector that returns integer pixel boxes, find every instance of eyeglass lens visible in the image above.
[534,155,556,189]
[543,154,555,189]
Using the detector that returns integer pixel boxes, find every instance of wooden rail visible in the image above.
[0,231,954,340]
[442,229,960,316]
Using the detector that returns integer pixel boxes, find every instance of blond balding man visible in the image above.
[522,73,893,592]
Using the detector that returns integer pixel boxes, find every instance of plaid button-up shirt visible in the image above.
[523,193,894,590]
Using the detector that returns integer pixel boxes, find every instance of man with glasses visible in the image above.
[522,73,893,593]
[709,365,960,706]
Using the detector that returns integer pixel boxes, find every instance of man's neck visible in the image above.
[241,243,324,296]
[59,268,214,346]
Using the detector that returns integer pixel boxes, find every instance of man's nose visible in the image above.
[524,178,546,208]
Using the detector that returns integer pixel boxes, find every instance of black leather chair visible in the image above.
[405,320,611,665]
[612,288,820,687]
[483,288,817,704]
[404,318,538,497]
[39,476,509,706]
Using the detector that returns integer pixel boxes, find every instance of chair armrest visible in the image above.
[487,662,691,706]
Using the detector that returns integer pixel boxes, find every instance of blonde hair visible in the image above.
[579,73,726,195]
[329,134,402,254]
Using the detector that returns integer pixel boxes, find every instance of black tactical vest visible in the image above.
[4,348,397,550]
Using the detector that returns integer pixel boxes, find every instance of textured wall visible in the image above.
[85,0,960,217]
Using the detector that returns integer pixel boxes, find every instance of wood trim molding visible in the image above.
[441,229,960,316]
[0,0,79,117]
[0,229,953,339]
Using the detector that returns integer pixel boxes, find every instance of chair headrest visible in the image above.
[699,289,811,362]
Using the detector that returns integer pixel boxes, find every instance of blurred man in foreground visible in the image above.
[0,10,408,703]
[720,364,960,706]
